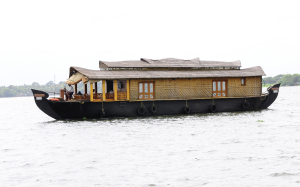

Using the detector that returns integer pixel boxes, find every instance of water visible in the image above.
[1,86,300,187]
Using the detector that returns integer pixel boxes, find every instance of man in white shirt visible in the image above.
[67,84,74,100]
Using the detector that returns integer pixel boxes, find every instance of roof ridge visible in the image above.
[99,58,242,68]
[71,65,266,79]
[141,57,200,64]
[140,58,152,63]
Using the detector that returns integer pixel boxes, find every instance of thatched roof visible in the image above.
[99,58,241,68]
[69,66,266,80]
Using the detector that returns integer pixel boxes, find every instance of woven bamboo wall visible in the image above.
[227,77,262,97]
[130,77,261,101]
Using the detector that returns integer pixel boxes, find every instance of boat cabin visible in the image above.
[65,58,265,102]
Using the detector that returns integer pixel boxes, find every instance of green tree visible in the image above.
[273,74,284,83]
[263,77,275,84]
[45,81,54,87]
[292,74,300,84]
[31,82,40,89]
[280,74,300,86]
[263,74,284,84]
[2,88,18,97]
[280,74,292,86]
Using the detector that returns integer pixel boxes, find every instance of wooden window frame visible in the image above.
[241,77,246,86]
[138,82,155,100]
[212,80,227,98]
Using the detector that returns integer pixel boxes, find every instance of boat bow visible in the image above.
[259,83,281,109]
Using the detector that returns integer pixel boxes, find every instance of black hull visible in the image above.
[32,84,280,120]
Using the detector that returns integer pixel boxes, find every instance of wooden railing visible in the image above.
[106,93,114,100]
[118,92,127,100]
[73,92,127,101]
[93,93,103,100]
[73,94,90,100]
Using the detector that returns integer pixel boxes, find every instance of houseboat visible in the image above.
[32,58,280,120]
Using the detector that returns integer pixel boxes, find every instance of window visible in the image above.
[241,78,246,86]
[213,82,216,91]
[139,83,143,93]
[139,82,155,100]
[150,83,153,93]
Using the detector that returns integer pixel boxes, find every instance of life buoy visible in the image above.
[151,105,157,113]
[184,106,190,114]
[138,107,145,115]
[210,105,217,113]
[49,98,59,101]
[243,102,250,109]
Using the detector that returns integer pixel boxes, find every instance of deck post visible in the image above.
[114,80,118,101]
[84,84,87,94]
[102,80,106,101]
[126,80,130,101]
[74,84,77,94]
[90,83,93,101]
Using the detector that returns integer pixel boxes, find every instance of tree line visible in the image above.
[263,73,300,86]
[0,81,86,98]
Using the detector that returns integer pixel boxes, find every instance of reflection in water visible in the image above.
[0,87,300,186]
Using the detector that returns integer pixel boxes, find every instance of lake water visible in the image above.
[1,86,300,187]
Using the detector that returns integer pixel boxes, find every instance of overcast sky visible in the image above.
[1,0,299,86]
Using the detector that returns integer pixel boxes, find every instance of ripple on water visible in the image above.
[270,172,299,177]
[0,87,300,186]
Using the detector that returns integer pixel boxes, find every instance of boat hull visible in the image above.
[32,84,280,120]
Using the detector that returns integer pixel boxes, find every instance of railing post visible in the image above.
[102,80,106,101]
[84,84,87,94]
[75,84,77,94]
[114,80,118,101]
[90,83,93,101]
[126,80,130,101]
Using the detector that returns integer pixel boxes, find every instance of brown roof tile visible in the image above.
[99,58,241,68]
[70,66,265,80]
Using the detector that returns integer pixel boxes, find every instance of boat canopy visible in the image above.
[68,66,266,82]
[68,58,266,83]
[65,72,85,85]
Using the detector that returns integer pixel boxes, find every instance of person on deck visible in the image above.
[67,84,74,100]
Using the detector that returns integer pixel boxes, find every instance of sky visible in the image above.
[1,0,300,86]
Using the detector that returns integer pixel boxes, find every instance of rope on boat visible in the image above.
[100,101,106,117]
[151,101,157,113]
[183,100,191,113]
[260,95,267,100]
[141,101,149,113]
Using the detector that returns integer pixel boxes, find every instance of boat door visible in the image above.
[212,80,227,97]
